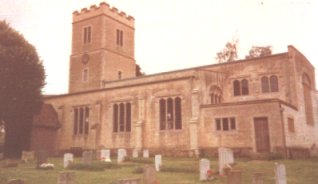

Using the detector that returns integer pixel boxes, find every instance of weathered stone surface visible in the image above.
[57,172,75,184]
[82,151,93,165]
[218,147,234,175]
[63,153,73,168]
[154,154,162,171]
[100,149,110,160]
[143,149,149,158]
[143,165,157,184]
[117,149,127,163]
[275,163,287,184]
[199,158,210,181]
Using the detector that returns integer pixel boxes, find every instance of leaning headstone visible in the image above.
[7,179,25,184]
[132,149,139,158]
[36,150,48,168]
[63,153,74,168]
[21,150,35,163]
[143,165,157,184]
[117,149,127,163]
[143,149,149,158]
[227,170,241,184]
[218,147,234,175]
[154,154,162,171]
[57,171,75,184]
[275,163,287,184]
[117,178,141,184]
[252,172,264,184]
[82,151,93,165]
[100,149,110,160]
[199,158,210,181]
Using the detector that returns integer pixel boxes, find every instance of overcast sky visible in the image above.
[1,0,317,94]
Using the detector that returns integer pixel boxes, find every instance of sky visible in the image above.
[1,0,317,94]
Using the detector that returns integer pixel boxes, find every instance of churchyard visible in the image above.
[0,149,318,184]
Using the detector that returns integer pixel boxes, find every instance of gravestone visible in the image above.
[227,170,241,184]
[57,172,75,184]
[252,172,264,184]
[275,163,287,184]
[117,149,127,163]
[82,151,93,165]
[117,178,141,184]
[143,165,157,184]
[36,150,48,168]
[100,149,110,160]
[143,149,149,158]
[132,149,139,158]
[199,158,210,181]
[6,179,25,184]
[155,154,162,171]
[218,147,234,175]
[21,150,35,162]
[63,153,74,168]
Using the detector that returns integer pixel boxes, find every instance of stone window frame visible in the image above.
[159,96,182,131]
[113,102,132,133]
[214,117,237,132]
[73,106,90,136]
[233,78,249,96]
[116,29,124,47]
[209,85,222,105]
[83,26,92,44]
[261,75,279,93]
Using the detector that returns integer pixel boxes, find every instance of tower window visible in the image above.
[116,29,123,46]
[83,69,89,82]
[83,26,91,44]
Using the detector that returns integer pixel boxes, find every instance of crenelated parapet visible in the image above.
[73,2,134,28]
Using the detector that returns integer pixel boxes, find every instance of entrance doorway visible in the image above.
[254,117,270,152]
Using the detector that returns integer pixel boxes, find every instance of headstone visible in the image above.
[100,149,110,160]
[21,150,35,162]
[5,159,19,167]
[57,172,75,184]
[275,163,287,184]
[7,179,25,184]
[63,153,74,168]
[227,170,241,184]
[117,149,127,163]
[143,149,149,158]
[82,151,93,165]
[132,149,139,158]
[36,150,48,168]
[117,178,141,184]
[252,172,264,184]
[154,154,162,171]
[199,158,210,181]
[218,147,234,175]
[143,165,157,184]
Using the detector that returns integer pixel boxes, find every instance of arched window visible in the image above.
[302,73,313,125]
[159,99,166,130]
[210,86,222,104]
[233,80,241,96]
[167,98,174,129]
[119,103,125,131]
[261,76,269,93]
[84,107,89,134]
[270,75,278,92]
[126,103,131,132]
[73,106,90,135]
[175,97,182,129]
[113,102,132,132]
[241,79,249,95]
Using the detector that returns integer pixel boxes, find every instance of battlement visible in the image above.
[73,1,134,28]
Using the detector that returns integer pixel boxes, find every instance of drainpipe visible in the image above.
[279,103,288,158]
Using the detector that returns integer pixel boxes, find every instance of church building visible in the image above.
[31,2,318,157]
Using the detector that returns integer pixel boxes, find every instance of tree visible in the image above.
[0,21,45,158]
[215,39,239,63]
[246,46,272,59]
[136,64,145,77]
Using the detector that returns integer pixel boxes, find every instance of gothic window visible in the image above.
[159,97,182,130]
[241,79,249,95]
[73,106,90,135]
[261,76,269,93]
[270,75,279,92]
[302,73,313,125]
[210,86,222,104]
[83,26,91,44]
[116,29,123,46]
[113,102,132,132]
[233,80,241,96]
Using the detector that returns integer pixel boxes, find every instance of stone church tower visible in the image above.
[69,3,136,93]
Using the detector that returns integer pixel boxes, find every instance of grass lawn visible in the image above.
[0,157,317,184]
